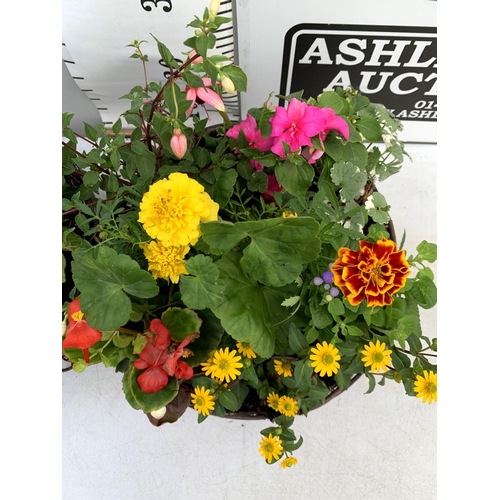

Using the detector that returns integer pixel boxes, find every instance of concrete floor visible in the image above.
[62,143,437,500]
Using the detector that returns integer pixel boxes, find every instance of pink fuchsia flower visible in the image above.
[170,128,187,159]
[262,174,283,202]
[302,107,350,164]
[269,98,325,158]
[226,114,275,152]
[186,77,225,117]
[62,298,102,363]
[188,50,203,64]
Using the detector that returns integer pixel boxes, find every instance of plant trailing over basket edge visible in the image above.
[62,0,437,469]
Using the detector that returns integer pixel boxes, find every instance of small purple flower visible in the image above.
[313,276,323,286]
[329,287,340,297]
[322,271,334,284]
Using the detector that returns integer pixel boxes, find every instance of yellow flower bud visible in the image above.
[221,75,235,94]
[209,0,220,16]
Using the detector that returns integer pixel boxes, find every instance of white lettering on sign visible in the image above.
[298,38,333,64]
[298,37,436,68]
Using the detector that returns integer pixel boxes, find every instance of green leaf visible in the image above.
[275,159,314,196]
[415,240,437,263]
[330,160,367,202]
[186,309,224,366]
[83,122,99,142]
[71,246,159,331]
[179,255,225,310]
[218,385,240,411]
[161,308,202,342]
[317,91,349,115]
[356,117,382,142]
[203,217,320,287]
[212,252,297,358]
[221,65,248,92]
[238,217,321,287]
[365,373,376,394]
[341,143,368,170]
[202,168,237,209]
[293,358,313,387]
[288,322,309,356]
[327,298,345,316]
[408,276,437,310]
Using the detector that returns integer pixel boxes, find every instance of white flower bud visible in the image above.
[150,407,167,419]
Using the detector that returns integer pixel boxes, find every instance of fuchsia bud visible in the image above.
[209,0,220,16]
[188,50,203,64]
[221,75,235,94]
[171,128,187,159]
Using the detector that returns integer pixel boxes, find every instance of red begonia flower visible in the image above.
[62,298,102,363]
[332,237,411,308]
[262,174,283,203]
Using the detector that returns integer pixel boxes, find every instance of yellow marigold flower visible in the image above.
[309,341,341,377]
[259,433,283,464]
[282,211,298,218]
[331,236,411,308]
[138,172,219,247]
[277,396,299,417]
[140,240,189,283]
[280,456,298,468]
[191,386,215,417]
[274,359,293,377]
[236,341,257,359]
[266,392,280,411]
[209,347,243,383]
[361,339,393,373]
[414,370,437,404]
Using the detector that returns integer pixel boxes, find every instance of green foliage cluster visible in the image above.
[62,1,437,464]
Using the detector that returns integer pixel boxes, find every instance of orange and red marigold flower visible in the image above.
[331,237,411,308]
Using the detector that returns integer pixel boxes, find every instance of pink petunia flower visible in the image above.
[302,107,350,164]
[269,98,325,158]
[185,77,225,117]
[226,114,275,151]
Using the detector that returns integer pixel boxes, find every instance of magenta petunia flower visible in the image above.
[302,107,350,164]
[226,113,275,151]
[269,98,325,157]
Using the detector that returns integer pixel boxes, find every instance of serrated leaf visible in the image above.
[330,160,367,202]
[211,252,297,358]
[71,246,159,331]
[179,255,225,310]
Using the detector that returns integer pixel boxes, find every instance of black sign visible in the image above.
[279,24,437,121]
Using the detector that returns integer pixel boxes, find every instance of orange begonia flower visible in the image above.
[62,298,102,363]
[331,237,411,308]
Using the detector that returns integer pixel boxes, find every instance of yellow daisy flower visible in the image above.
[266,392,280,411]
[361,339,393,373]
[309,341,341,377]
[138,172,219,247]
[274,359,293,377]
[140,240,189,282]
[191,386,215,416]
[277,396,299,417]
[282,211,298,218]
[209,347,243,383]
[280,456,298,468]
[259,434,283,464]
[236,341,257,359]
[414,370,437,404]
